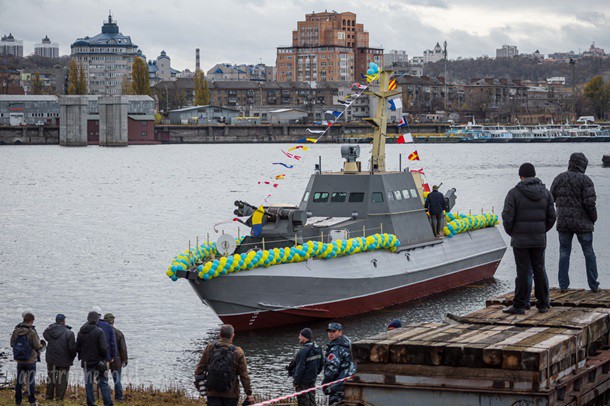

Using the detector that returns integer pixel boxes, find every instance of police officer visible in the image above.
[322,323,356,405]
[291,328,323,406]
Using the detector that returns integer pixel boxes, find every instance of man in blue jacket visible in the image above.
[91,306,117,364]
[291,328,323,406]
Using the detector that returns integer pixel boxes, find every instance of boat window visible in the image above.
[348,192,364,202]
[410,189,418,198]
[401,190,410,199]
[331,192,347,202]
[371,192,383,203]
[313,192,329,202]
[302,191,310,202]
[386,191,395,202]
[393,190,403,200]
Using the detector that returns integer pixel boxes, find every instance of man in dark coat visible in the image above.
[550,152,599,292]
[322,323,356,406]
[43,314,76,401]
[502,163,556,314]
[104,313,128,401]
[76,311,113,406]
[10,312,44,406]
[425,185,445,236]
[291,328,323,406]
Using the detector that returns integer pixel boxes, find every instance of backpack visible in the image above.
[13,333,32,361]
[205,343,236,392]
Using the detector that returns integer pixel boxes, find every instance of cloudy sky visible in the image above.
[1,0,608,71]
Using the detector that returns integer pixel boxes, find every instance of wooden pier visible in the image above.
[347,289,610,405]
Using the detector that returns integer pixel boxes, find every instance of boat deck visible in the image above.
[347,289,610,405]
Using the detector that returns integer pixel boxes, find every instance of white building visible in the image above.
[70,15,139,95]
[496,45,519,58]
[423,42,443,64]
[384,50,408,66]
[0,33,23,57]
[148,51,180,85]
[34,35,59,58]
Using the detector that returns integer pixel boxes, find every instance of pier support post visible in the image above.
[59,96,88,146]
[99,96,128,147]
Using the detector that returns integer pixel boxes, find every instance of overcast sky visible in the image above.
[1,0,608,71]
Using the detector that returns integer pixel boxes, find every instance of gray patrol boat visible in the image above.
[175,71,507,331]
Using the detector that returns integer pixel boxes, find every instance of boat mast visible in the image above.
[364,69,402,173]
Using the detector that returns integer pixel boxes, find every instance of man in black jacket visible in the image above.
[425,185,445,236]
[502,163,556,314]
[43,314,76,401]
[76,311,113,406]
[550,152,599,292]
[291,328,323,406]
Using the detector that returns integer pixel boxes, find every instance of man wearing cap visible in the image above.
[91,306,118,366]
[43,314,76,401]
[104,313,128,402]
[322,323,356,405]
[291,328,323,406]
[425,185,445,237]
[387,319,402,330]
[76,311,113,406]
[11,312,44,406]
[502,162,556,315]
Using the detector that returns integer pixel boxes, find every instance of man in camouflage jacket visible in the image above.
[322,323,356,405]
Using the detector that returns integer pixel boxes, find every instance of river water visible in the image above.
[0,143,608,398]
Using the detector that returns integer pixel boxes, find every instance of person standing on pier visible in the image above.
[322,323,356,405]
[291,328,323,406]
[91,306,117,366]
[11,312,44,406]
[104,313,128,402]
[43,313,76,401]
[502,163,556,315]
[194,324,254,406]
[550,152,599,293]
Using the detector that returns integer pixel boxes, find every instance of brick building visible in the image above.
[276,11,383,83]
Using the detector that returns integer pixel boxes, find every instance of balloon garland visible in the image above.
[166,233,401,282]
[443,212,499,237]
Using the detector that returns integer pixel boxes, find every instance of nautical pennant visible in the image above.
[325,110,342,118]
[408,150,420,161]
[351,83,367,90]
[258,181,279,188]
[275,174,286,180]
[396,133,413,144]
[388,98,403,111]
[282,150,302,160]
[388,78,397,91]
[337,99,351,106]
[272,162,294,169]
[296,137,318,143]
[288,146,309,152]
[306,129,326,134]
[397,115,408,127]
[410,167,425,174]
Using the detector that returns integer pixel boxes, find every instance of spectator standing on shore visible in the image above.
[194,324,254,406]
[502,163,556,315]
[11,312,44,406]
[425,185,445,237]
[322,323,356,406]
[104,313,128,402]
[291,328,323,406]
[91,306,117,365]
[550,152,599,292]
[43,313,76,401]
[76,311,113,406]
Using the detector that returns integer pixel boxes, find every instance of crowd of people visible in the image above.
[9,307,128,406]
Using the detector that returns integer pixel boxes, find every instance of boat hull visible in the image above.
[185,227,507,331]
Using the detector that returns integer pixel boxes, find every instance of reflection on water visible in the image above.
[0,143,607,397]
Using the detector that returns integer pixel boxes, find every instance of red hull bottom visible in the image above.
[220,261,501,331]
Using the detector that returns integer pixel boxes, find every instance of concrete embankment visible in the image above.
[347,288,610,405]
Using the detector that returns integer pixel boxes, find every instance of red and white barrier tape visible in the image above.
[253,376,353,406]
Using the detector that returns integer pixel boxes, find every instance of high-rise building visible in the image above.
[384,50,408,67]
[1,33,24,57]
[496,45,519,58]
[70,15,139,95]
[34,35,59,58]
[276,11,383,83]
